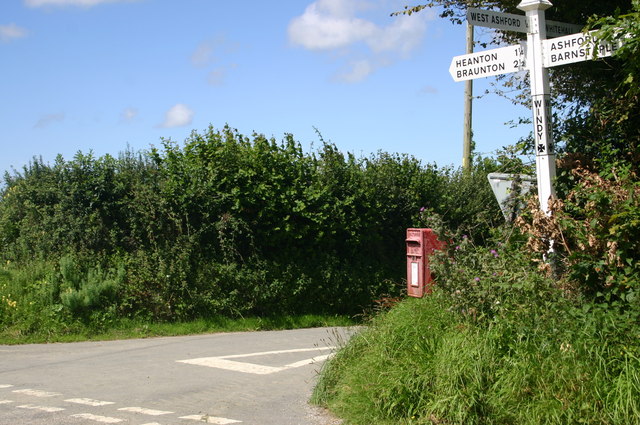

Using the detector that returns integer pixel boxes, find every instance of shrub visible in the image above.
[516,164,640,302]
[58,255,124,319]
[0,126,500,326]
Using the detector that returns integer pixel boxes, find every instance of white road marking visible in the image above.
[178,357,283,375]
[140,423,162,425]
[17,404,65,412]
[179,414,242,424]
[219,346,335,359]
[0,384,14,388]
[117,406,174,416]
[13,389,61,397]
[177,346,335,375]
[0,400,14,404]
[70,413,124,423]
[65,398,115,406]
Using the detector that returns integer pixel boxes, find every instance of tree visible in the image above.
[395,1,637,170]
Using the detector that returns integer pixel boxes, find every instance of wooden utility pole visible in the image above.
[462,21,474,171]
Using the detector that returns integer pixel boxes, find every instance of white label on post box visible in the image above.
[411,262,419,287]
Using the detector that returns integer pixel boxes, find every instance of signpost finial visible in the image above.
[517,0,552,12]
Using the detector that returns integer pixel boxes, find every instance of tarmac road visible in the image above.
[0,327,354,425]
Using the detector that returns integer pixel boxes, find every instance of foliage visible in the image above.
[395,0,637,172]
[568,0,640,172]
[414,157,503,243]
[313,235,640,424]
[312,5,640,422]
[0,126,500,335]
[516,164,640,303]
[57,255,124,320]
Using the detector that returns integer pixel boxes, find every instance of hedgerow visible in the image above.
[0,125,501,332]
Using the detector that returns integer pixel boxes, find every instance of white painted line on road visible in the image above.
[0,384,14,388]
[177,346,336,375]
[13,389,62,397]
[219,346,335,359]
[118,406,174,416]
[140,423,162,425]
[0,400,14,404]
[65,398,115,407]
[178,357,284,375]
[180,414,242,424]
[17,404,65,412]
[70,413,124,423]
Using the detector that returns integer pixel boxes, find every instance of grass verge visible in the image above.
[0,314,355,345]
[312,291,640,424]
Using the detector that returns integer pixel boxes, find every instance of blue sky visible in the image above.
[0,0,531,175]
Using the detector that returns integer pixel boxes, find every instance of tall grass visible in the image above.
[312,240,640,424]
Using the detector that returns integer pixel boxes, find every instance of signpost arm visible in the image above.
[517,0,556,214]
[462,21,474,171]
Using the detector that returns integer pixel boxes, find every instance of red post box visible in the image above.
[406,228,443,298]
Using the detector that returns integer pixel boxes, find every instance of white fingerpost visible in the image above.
[517,0,556,214]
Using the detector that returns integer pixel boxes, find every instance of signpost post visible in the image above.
[450,1,619,214]
[518,0,556,214]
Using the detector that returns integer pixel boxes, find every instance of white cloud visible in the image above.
[336,59,374,83]
[191,40,217,68]
[191,37,241,86]
[0,24,28,43]
[368,14,427,55]
[288,0,431,82]
[288,0,377,50]
[34,113,65,129]
[25,0,139,8]
[420,85,438,95]
[159,104,194,128]
[120,107,138,122]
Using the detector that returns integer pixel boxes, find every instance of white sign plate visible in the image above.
[449,43,526,82]
[543,30,621,67]
[545,20,584,38]
[467,8,527,33]
[467,8,582,38]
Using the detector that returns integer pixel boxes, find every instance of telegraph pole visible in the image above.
[462,21,474,171]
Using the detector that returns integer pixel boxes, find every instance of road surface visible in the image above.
[0,327,354,425]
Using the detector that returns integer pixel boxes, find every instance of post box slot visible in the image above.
[406,241,422,256]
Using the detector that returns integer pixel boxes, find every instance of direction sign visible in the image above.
[453,3,627,216]
[467,8,582,38]
[467,8,527,33]
[545,21,583,38]
[543,30,621,67]
[449,43,526,82]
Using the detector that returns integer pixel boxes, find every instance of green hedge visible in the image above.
[0,126,501,325]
